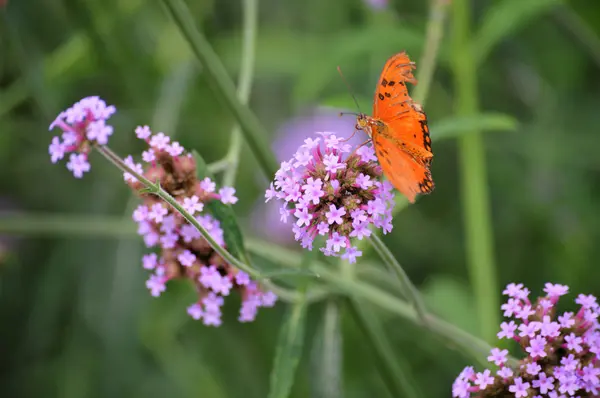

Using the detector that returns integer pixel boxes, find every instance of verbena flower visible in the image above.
[252,108,363,246]
[48,96,116,178]
[265,132,395,263]
[452,282,600,397]
[129,125,277,326]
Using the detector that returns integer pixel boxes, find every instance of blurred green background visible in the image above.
[1,0,600,397]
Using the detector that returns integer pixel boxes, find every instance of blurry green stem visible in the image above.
[347,299,422,398]
[358,0,448,258]
[246,238,517,368]
[207,158,230,174]
[451,0,499,343]
[316,267,498,367]
[368,235,428,325]
[342,258,422,398]
[553,5,600,69]
[0,213,135,237]
[412,0,450,106]
[223,0,258,187]
[160,0,278,179]
[95,144,261,279]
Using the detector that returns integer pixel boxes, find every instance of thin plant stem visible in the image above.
[0,213,136,237]
[368,234,428,326]
[347,299,422,398]
[160,0,278,179]
[315,266,504,367]
[412,0,451,107]
[245,238,518,368]
[357,0,449,257]
[553,5,600,69]
[223,0,258,187]
[207,158,230,174]
[95,144,261,279]
[340,259,422,398]
[451,0,499,343]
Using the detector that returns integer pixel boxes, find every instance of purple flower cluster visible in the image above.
[453,283,600,397]
[265,132,395,263]
[48,96,116,178]
[128,126,277,326]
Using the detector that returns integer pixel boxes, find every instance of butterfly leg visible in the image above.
[347,139,372,157]
[340,129,358,143]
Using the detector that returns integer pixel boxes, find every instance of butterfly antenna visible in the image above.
[337,66,362,114]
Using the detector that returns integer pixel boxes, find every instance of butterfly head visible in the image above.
[355,113,384,138]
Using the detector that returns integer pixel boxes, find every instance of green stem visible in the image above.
[451,0,499,343]
[339,256,421,397]
[356,0,449,257]
[368,234,428,325]
[95,145,261,279]
[245,238,517,368]
[316,267,498,367]
[347,299,422,398]
[160,0,278,179]
[223,0,258,187]
[412,0,451,107]
[553,5,600,69]
[207,158,230,174]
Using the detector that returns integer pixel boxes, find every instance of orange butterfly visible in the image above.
[355,51,434,203]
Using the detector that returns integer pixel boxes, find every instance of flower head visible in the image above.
[48,96,116,178]
[452,282,600,397]
[266,132,395,262]
[124,126,276,326]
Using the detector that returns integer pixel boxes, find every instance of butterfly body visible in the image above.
[355,52,434,203]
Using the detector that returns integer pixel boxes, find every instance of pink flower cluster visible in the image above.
[265,132,395,263]
[48,96,116,178]
[128,126,277,326]
[453,283,600,398]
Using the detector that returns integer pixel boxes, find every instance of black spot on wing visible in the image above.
[378,93,384,101]
[418,173,435,194]
[419,120,432,152]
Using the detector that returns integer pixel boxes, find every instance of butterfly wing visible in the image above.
[372,126,434,203]
[373,51,417,118]
[363,51,434,202]
[373,53,433,162]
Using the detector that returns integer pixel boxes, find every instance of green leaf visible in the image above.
[310,300,343,398]
[473,0,562,66]
[191,150,251,264]
[268,250,314,398]
[192,149,211,180]
[430,112,518,141]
